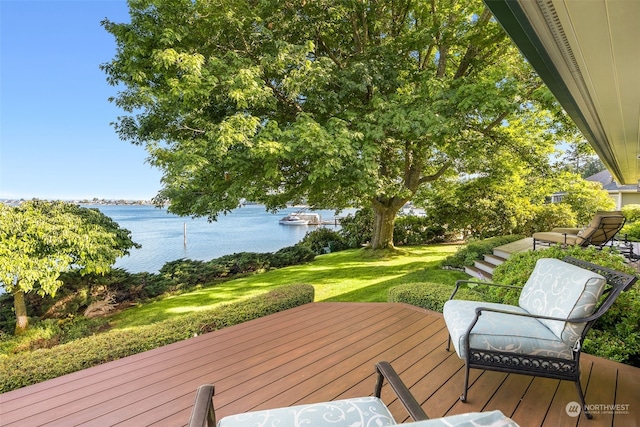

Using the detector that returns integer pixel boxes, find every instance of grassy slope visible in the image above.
[110,244,466,329]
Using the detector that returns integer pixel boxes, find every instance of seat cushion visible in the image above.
[406,410,519,426]
[443,300,573,360]
[217,396,396,427]
[533,231,581,245]
[519,258,606,345]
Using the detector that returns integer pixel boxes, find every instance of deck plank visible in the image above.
[0,302,638,427]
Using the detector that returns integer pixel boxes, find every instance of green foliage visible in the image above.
[393,216,448,245]
[387,282,487,312]
[442,235,525,268]
[298,228,347,254]
[0,284,314,392]
[339,208,453,248]
[619,204,640,241]
[620,222,640,242]
[1,246,316,333]
[102,0,569,249]
[555,173,616,225]
[270,245,317,267]
[491,247,639,365]
[339,208,374,248]
[0,201,138,296]
[520,203,576,234]
[622,204,640,223]
[0,200,139,333]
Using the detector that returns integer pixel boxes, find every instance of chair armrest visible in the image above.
[188,384,216,427]
[450,280,521,300]
[374,361,429,421]
[472,306,599,325]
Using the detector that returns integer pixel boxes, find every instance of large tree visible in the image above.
[102,0,564,248]
[0,201,139,334]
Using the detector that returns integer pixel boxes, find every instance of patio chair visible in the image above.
[188,361,520,427]
[532,211,625,250]
[443,256,637,419]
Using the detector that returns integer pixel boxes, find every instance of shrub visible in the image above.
[393,216,448,245]
[339,208,373,248]
[520,203,576,235]
[299,228,346,254]
[0,284,314,393]
[491,246,639,366]
[1,246,317,334]
[270,245,316,267]
[620,221,640,242]
[387,282,488,312]
[441,235,525,268]
[622,204,640,223]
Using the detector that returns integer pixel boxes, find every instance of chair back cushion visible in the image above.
[519,258,606,345]
[575,213,625,246]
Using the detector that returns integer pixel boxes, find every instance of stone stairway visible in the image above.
[464,238,534,280]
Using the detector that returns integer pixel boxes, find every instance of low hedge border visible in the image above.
[387,282,489,312]
[0,284,314,393]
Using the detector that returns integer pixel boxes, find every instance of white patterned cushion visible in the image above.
[217,396,396,427]
[406,410,519,426]
[519,258,606,345]
[443,300,573,359]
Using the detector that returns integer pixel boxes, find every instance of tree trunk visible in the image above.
[14,289,29,335]
[370,197,407,249]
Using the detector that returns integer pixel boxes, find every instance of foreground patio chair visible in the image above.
[443,256,637,419]
[532,211,625,250]
[188,361,520,427]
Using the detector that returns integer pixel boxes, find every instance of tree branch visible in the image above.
[419,160,452,185]
[454,7,493,79]
[264,80,304,113]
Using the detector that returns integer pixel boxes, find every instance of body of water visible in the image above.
[94,204,352,273]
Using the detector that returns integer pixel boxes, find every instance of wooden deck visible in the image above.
[1,303,638,426]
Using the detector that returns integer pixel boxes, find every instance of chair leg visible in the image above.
[574,379,593,419]
[446,335,451,351]
[460,362,470,402]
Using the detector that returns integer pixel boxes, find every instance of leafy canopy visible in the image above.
[102,0,568,241]
[0,201,139,297]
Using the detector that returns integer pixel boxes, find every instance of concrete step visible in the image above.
[493,237,533,259]
[484,253,507,266]
[474,259,497,275]
[464,265,493,281]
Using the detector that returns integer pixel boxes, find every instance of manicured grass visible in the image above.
[110,244,466,329]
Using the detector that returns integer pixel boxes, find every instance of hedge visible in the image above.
[387,282,488,312]
[0,284,314,393]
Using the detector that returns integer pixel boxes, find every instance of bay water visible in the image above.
[94,204,352,273]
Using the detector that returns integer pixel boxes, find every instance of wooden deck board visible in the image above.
[1,302,638,427]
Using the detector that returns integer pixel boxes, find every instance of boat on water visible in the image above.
[278,214,310,225]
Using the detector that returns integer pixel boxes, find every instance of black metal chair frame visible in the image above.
[445,256,637,419]
[188,361,428,427]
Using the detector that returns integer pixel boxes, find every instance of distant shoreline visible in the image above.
[1,198,155,206]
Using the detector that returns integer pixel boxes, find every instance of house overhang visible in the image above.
[484,0,640,185]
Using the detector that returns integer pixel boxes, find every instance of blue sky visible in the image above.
[1,0,163,200]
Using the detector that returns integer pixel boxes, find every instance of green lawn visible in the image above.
[110,244,467,329]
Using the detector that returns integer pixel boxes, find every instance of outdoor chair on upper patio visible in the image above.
[443,256,637,419]
[188,361,520,427]
[532,211,625,251]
